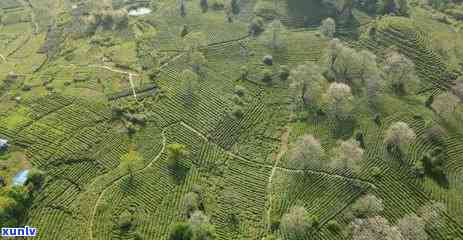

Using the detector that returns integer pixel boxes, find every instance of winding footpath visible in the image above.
[266,127,290,230]
[88,130,167,240]
[88,64,139,100]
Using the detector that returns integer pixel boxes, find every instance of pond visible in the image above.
[12,169,29,186]
[128,7,152,16]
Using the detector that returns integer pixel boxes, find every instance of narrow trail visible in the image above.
[0,54,6,63]
[87,64,140,100]
[266,127,290,230]
[88,130,167,240]
[24,0,39,34]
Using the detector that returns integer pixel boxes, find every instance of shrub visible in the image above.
[320,18,336,38]
[249,17,264,35]
[327,220,341,232]
[279,65,290,81]
[210,0,224,10]
[169,222,193,240]
[262,55,273,65]
[280,206,311,239]
[351,194,384,218]
[262,69,273,83]
[118,211,133,231]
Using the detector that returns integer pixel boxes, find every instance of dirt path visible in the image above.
[87,64,139,100]
[265,127,290,230]
[88,130,166,240]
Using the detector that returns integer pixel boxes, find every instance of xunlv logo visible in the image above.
[1,226,37,237]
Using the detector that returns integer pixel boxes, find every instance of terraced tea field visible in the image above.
[1,0,463,239]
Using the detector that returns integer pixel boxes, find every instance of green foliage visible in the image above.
[26,168,45,189]
[327,220,341,232]
[0,186,31,227]
[118,210,133,231]
[170,222,194,240]
[249,17,265,35]
[167,143,189,170]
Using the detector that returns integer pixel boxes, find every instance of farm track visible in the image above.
[266,126,290,230]
[180,121,375,186]
[23,0,39,34]
[88,128,167,240]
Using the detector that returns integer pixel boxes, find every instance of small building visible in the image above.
[0,139,9,151]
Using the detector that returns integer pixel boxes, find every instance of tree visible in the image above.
[182,192,200,217]
[223,188,240,224]
[183,32,208,51]
[280,206,311,239]
[358,50,384,107]
[288,63,326,110]
[167,143,189,170]
[169,222,193,240]
[431,92,460,118]
[190,51,207,76]
[452,76,463,100]
[120,149,142,189]
[180,0,187,17]
[0,186,31,227]
[181,69,200,106]
[323,82,354,121]
[189,211,216,240]
[384,121,416,153]
[383,49,418,95]
[249,17,264,36]
[224,0,233,22]
[231,0,240,14]
[26,168,45,189]
[417,201,446,230]
[321,39,362,86]
[396,0,409,15]
[332,139,364,173]
[320,18,336,38]
[0,195,18,226]
[288,134,325,170]
[351,194,384,218]
[379,0,398,14]
[118,210,133,231]
[265,19,286,49]
[351,216,403,240]
[397,214,428,240]
[200,0,209,12]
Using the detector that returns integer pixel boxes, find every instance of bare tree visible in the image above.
[180,0,187,17]
[182,192,200,216]
[189,210,216,239]
[181,69,200,106]
[384,121,416,153]
[397,214,428,240]
[190,51,207,76]
[383,49,418,95]
[417,201,446,230]
[320,18,336,38]
[200,0,209,12]
[431,92,460,119]
[332,139,364,173]
[289,63,326,110]
[351,194,384,218]
[280,206,311,239]
[351,216,403,240]
[288,134,326,170]
[321,39,361,86]
[323,82,354,120]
